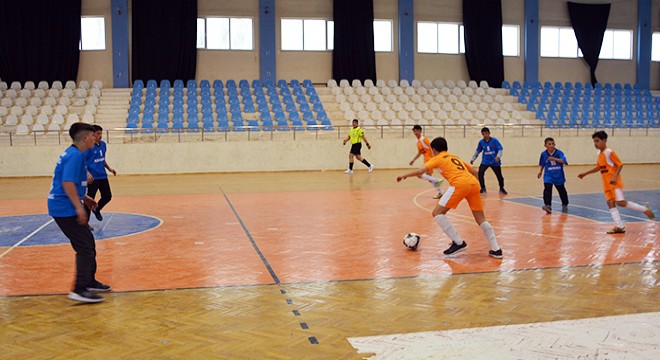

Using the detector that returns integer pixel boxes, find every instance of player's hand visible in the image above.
[537,172,542,179]
[494,157,500,163]
[87,174,94,184]
[578,173,585,179]
[343,140,347,145]
[409,160,414,166]
[110,168,117,176]
[367,144,371,150]
[83,196,98,211]
[396,175,406,182]
[470,160,474,165]
[76,207,89,225]
[610,179,617,185]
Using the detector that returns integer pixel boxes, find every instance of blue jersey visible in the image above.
[85,141,108,180]
[48,145,88,217]
[539,148,567,185]
[474,138,503,166]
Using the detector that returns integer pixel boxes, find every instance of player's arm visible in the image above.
[537,166,544,179]
[342,134,350,145]
[87,171,94,184]
[62,182,94,224]
[578,166,600,179]
[362,135,371,149]
[610,164,623,184]
[409,150,423,166]
[470,144,482,165]
[547,156,567,165]
[397,166,429,182]
[104,161,117,176]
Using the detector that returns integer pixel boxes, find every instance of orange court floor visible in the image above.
[0,165,658,359]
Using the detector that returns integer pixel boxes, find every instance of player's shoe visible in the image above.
[480,188,486,194]
[86,281,112,293]
[87,225,95,231]
[488,249,503,259]
[562,205,568,213]
[92,209,103,221]
[344,169,353,174]
[443,241,467,255]
[499,188,508,195]
[368,165,374,172]
[433,192,443,199]
[541,205,552,214]
[68,291,104,303]
[644,206,655,220]
[606,227,626,234]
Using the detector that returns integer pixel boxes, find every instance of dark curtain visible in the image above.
[0,0,81,85]
[567,1,610,85]
[332,0,376,83]
[132,0,197,83]
[462,0,504,88]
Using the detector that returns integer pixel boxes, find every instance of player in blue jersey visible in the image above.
[470,127,507,195]
[537,137,569,214]
[84,125,117,222]
[48,123,111,303]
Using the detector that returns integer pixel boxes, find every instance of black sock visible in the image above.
[361,159,371,167]
[349,162,354,170]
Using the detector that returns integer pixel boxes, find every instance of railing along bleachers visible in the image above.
[502,80,660,128]
[126,79,332,134]
[0,80,102,135]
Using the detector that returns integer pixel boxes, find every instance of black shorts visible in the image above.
[350,143,362,155]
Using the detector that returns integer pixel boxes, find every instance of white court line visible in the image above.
[0,219,54,259]
[348,312,660,360]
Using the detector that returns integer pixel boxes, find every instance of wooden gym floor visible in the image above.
[0,165,658,359]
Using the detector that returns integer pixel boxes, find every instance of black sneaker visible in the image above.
[443,241,467,255]
[87,281,112,293]
[542,205,552,214]
[67,291,104,303]
[488,249,503,259]
[499,188,508,195]
[93,209,103,221]
[480,188,486,194]
[87,224,95,231]
[562,205,568,213]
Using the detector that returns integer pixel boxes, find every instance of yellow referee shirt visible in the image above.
[348,126,365,144]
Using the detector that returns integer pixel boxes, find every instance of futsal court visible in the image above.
[0,165,658,359]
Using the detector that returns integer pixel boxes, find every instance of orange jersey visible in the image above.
[424,151,478,187]
[597,147,623,189]
[416,136,433,162]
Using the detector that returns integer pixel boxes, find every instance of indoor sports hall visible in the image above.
[1,1,659,359]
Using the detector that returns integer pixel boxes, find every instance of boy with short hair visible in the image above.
[409,125,444,199]
[578,131,654,233]
[48,123,111,303]
[397,136,503,259]
[85,125,117,222]
[537,137,569,214]
[470,127,507,195]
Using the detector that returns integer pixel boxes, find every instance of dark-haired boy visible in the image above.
[538,137,569,214]
[48,123,111,303]
[470,127,507,194]
[397,137,503,259]
[578,131,655,233]
[84,125,117,222]
[409,125,444,199]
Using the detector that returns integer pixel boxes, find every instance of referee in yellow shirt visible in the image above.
[342,119,373,174]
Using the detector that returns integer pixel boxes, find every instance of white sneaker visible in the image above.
[344,169,353,174]
[368,165,374,172]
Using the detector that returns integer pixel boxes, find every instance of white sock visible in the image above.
[480,222,500,251]
[609,208,624,228]
[421,174,444,194]
[624,201,646,212]
[434,214,464,245]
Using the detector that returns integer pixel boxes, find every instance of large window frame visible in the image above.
[281,18,393,52]
[540,26,633,60]
[653,32,660,62]
[417,22,519,57]
[197,17,254,51]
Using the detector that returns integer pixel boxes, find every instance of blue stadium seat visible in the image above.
[156,121,169,133]
[501,81,511,89]
[146,80,157,89]
[172,121,185,133]
[125,122,138,134]
[202,121,215,132]
[212,80,223,88]
[226,79,237,88]
[217,120,230,132]
[133,80,144,89]
[160,79,171,89]
[141,121,154,133]
[187,121,200,132]
[200,80,210,89]
[302,79,313,88]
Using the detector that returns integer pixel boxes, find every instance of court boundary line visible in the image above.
[221,187,280,284]
[515,195,654,222]
[0,219,54,259]
[1,259,656,298]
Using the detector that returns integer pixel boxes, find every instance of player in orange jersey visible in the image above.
[397,136,503,258]
[578,131,655,234]
[409,125,444,199]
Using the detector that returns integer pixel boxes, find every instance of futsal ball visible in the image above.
[403,233,421,251]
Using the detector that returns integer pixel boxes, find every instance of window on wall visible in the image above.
[540,26,632,60]
[417,22,518,56]
[196,17,254,50]
[282,18,393,52]
[653,32,660,61]
[80,17,106,50]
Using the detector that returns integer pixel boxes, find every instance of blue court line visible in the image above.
[221,188,281,284]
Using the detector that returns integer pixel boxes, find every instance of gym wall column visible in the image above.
[398,0,414,83]
[260,0,276,83]
[524,0,539,84]
[637,0,651,89]
[111,0,130,88]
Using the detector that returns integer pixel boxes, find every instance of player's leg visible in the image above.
[432,186,467,255]
[420,171,444,198]
[542,183,553,214]
[93,179,112,221]
[53,216,103,303]
[477,164,488,192]
[492,166,507,194]
[555,184,569,212]
[605,189,625,233]
[614,189,655,220]
[346,152,355,174]
[466,185,502,258]
[85,180,100,218]
[356,153,372,170]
